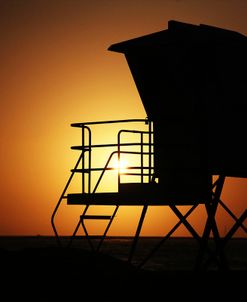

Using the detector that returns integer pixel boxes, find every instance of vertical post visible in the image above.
[117,131,121,190]
[86,126,92,194]
[82,124,85,194]
[141,133,143,183]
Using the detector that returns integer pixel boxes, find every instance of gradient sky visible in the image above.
[0,0,246,237]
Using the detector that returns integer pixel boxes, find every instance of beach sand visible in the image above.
[1,236,246,301]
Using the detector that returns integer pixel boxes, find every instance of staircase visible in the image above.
[68,205,119,251]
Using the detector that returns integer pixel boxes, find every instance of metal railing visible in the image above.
[71,118,154,194]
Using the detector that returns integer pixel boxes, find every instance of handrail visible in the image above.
[75,118,152,194]
[77,120,154,194]
[71,142,153,150]
[71,118,149,128]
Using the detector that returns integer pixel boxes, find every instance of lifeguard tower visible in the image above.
[51,20,247,270]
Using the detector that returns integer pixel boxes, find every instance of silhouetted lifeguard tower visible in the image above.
[51,20,247,270]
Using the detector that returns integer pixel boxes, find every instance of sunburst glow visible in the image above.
[112,158,129,174]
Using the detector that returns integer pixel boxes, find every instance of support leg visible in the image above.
[128,205,148,263]
[137,204,199,269]
[195,175,226,270]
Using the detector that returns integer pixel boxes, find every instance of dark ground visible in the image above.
[0,236,246,301]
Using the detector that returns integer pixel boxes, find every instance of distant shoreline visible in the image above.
[0,235,246,239]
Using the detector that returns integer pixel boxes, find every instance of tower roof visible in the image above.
[109,20,247,53]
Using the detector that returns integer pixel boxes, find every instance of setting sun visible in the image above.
[111,158,129,174]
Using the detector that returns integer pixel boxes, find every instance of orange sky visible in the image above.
[0,0,246,237]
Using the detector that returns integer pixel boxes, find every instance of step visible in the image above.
[80,215,112,220]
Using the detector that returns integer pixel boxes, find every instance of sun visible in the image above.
[112,158,128,174]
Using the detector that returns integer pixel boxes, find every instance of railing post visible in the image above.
[82,124,85,194]
[141,132,143,183]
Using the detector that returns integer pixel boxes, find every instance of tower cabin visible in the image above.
[109,19,247,191]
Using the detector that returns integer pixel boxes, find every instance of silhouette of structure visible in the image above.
[51,20,247,270]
